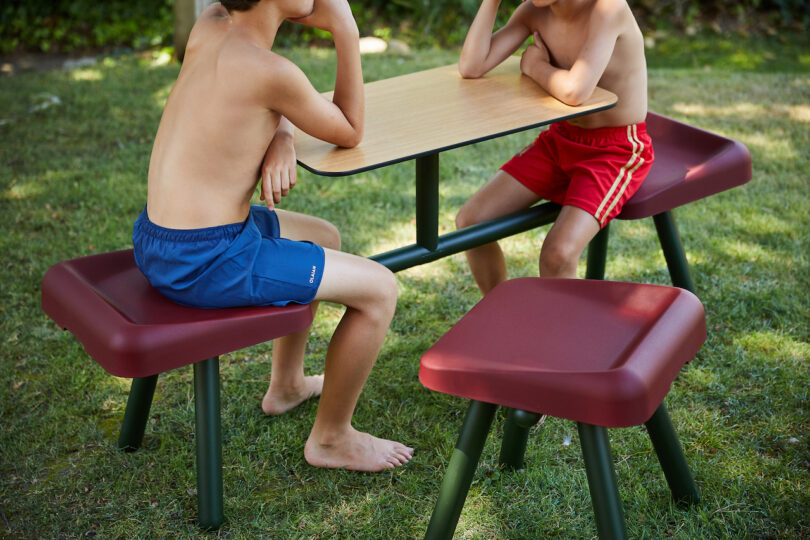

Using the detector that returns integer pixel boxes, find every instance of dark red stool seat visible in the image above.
[421,278,706,539]
[420,278,705,428]
[42,249,313,378]
[583,112,752,291]
[619,111,752,220]
[41,249,313,530]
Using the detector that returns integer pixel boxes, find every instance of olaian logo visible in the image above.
[309,265,317,284]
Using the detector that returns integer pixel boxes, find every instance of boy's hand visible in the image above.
[520,31,550,74]
[287,0,357,35]
[260,130,297,209]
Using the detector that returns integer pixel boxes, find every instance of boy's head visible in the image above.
[221,0,260,12]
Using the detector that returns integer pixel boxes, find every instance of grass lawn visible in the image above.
[1,33,808,538]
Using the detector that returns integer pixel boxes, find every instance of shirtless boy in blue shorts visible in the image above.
[456,0,653,292]
[132,0,412,471]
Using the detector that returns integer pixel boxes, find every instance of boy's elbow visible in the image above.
[558,84,591,107]
[458,62,483,80]
[559,93,586,107]
[338,128,363,149]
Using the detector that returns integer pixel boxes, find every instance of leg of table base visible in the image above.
[416,153,440,251]
[577,422,627,540]
[499,408,544,470]
[194,357,224,530]
[653,211,696,293]
[644,404,699,505]
[118,374,159,451]
[585,224,611,280]
[425,400,498,540]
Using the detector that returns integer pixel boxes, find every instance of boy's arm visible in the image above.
[520,6,622,106]
[260,116,296,209]
[458,0,532,79]
[266,0,363,148]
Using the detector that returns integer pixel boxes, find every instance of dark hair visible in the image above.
[220,0,260,12]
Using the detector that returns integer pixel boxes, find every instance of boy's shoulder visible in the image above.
[187,19,303,90]
[590,0,633,21]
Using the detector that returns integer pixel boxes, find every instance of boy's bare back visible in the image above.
[459,0,647,128]
[146,1,362,230]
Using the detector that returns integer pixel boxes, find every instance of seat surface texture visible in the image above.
[419,278,706,427]
[618,111,751,220]
[42,249,314,378]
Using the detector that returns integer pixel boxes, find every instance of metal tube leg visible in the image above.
[577,423,627,540]
[425,400,498,540]
[585,224,610,280]
[194,357,224,530]
[118,375,159,451]
[416,153,440,251]
[644,404,699,505]
[653,211,696,293]
[499,409,544,470]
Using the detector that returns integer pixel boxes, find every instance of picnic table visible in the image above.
[294,56,617,272]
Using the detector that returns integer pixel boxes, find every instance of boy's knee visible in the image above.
[380,267,399,307]
[455,201,481,230]
[321,221,341,251]
[539,241,580,277]
[310,218,340,250]
[367,266,398,320]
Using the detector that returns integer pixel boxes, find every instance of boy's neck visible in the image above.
[548,0,593,19]
[229,2,284,50]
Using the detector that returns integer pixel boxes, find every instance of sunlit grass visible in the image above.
[1,40,808,538]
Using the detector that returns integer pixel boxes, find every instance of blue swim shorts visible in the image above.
[133,205,325,309]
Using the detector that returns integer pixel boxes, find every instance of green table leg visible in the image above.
[653,211,696,293]
[499,408,545,470]
[585,223,610,281]
[425,400,498,540]
[644,404,699,505]
[578,423,627,540]
[118,374,159,451]
[194,357,224,530]
[416,153,440,251]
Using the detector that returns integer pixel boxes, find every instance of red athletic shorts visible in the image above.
[501,121,654,228]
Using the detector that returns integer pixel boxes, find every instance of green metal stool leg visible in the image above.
[499,408,545,470]
[644,404,699,505]
[578,423,627,540]
[585,224,611,280]
[118,374,159,451]
[653,211,696,293]
[425,400,498,540]
[194,357,224,530]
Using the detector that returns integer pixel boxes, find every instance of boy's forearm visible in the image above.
[459,0,501,78]
[523,59,591,107]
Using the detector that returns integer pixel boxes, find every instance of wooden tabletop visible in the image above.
[294,56,617,177]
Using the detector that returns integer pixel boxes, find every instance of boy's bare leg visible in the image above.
[262,210,340,415]
[456,171,541,295]
[261,305,325,415]
[538,205,600,278]
[305,249,413,471]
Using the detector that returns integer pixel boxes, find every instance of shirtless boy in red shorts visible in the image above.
[456,0,653,291]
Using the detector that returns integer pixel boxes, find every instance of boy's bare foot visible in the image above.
[304,427,414,472]
[262,374,324,415]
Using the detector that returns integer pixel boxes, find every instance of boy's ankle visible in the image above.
[308,423,354,446]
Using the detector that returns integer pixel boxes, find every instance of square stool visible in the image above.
[41,249,314,530]
[420,277,707,539]
[585,112,752,288]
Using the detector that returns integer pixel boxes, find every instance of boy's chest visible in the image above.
[538,22,586,70]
